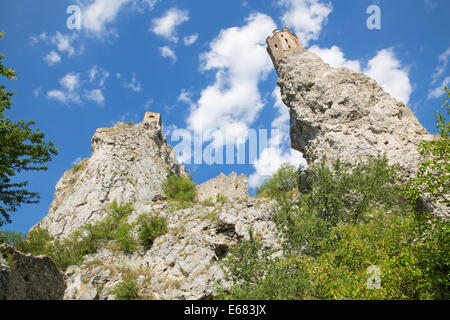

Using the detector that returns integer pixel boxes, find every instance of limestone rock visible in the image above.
[196,173,249,203]
[63,198,280,300]
[275,47,434,178]
[33,112,186,240]
[0,244,65,300]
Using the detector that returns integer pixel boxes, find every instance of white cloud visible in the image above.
[278,0,333,47]
[178,89,194,104]
[33,87,42,97]
[85,89,105,105]
[248,147,305,188]
[425,0,438,13]
[81,0,130,35]
[59,73,80,92]
[47,90,67,103]
[159,46,177,62]
[46,90,81,104]
[144,98,154,109]
[47,72,108,105]
[363,48,412,105]
[187,13,276,145]
[122,73,143,92]
[269,88,291,146]
[131,0,158,12]
[310,46,412,104]
[248,87,306,188]
[32,31,78,62]
[431,47,450,84]
[47,73,82,104]
[30,32,48,45]
[52,31,76,56]
[72,157,84,166]
[183,33,198,46]
[43,51,61,66]
[88,65,110,87]
[309,45,361,72]
[151,8,190,42]
[428,76,450,100]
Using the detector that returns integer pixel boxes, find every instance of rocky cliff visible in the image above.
[63,198,279,300]
[34,112,186,240]
[276,49,434,178]
[0,244,65,300]
[30,112,279,300]
[22,29,445,300]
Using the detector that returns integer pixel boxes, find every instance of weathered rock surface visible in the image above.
[0,256,9,300]
[0,244,65,300]
[64,198,279,300]
[196,172,249,203]
[34,112,186,240]
[28,110,278,300]
[276,49,434,178]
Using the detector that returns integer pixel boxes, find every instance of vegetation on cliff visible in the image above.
[219,155,449,300]
[219,91,449,300]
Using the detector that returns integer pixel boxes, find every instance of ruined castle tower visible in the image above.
[266,27,303,75]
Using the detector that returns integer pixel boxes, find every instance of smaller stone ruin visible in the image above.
[196,173,249,202]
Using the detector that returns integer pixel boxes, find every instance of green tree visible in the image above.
[403,87,449,206]
[0,32,58,226]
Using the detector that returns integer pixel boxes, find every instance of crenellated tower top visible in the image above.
[266,27,303,74]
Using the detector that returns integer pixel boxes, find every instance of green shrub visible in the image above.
[0,230,24,247]
[17,228,55,256]
[13,200,137,270]
[71,159,87,172]
[201,198,215,207]
[256,164,301,199]
[1,201,140,271]
[112,278,139,300]
[403,87,449,206]
[105,200,134,219]
[162,174,196,206]
[307,155,404,224]
[136,215,168,247]
[70,200,136,256]
[110,222,138,254]
[216,193,228,204]
[307,210,449,299]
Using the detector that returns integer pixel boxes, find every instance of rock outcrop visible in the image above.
[0,244,65,300]
[34,112,186,240]
[270,31,434,178]
[196,173,249,203]
[28,111,278,300]
[63,198,279,300]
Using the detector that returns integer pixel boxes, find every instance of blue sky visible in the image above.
[1,0,449,234]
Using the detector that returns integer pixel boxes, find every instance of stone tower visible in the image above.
[143,111,162,127]
[266,27,303,74]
